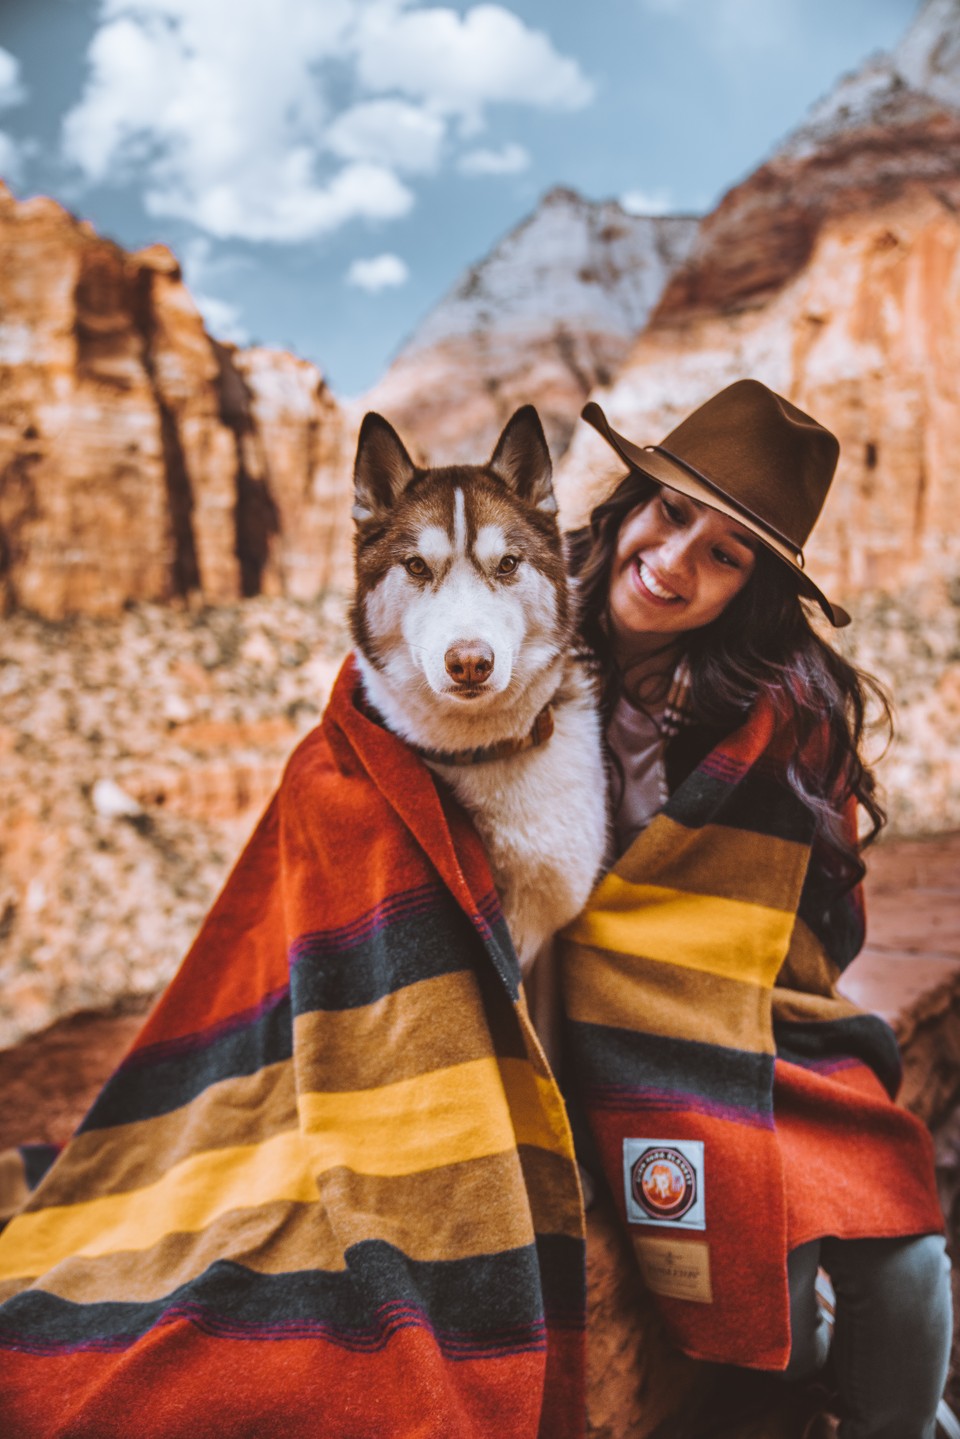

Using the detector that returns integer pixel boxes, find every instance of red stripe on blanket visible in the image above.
[774,1058,944,1251]
[0,1319,579,1439]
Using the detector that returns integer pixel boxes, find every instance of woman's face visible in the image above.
[607,485,759,656]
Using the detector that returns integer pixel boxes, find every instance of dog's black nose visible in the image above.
[445,642,494,686]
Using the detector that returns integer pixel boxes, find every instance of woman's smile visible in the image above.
[608,485,758,659]
[632,557,685,605]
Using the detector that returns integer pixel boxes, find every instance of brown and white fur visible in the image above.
[350,406,607,1046]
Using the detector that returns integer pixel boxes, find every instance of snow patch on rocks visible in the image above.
[781,0,960,158]
[363,186,700,464]
[403,187,699,355]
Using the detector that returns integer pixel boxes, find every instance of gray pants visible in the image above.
[784,1234,953,1438]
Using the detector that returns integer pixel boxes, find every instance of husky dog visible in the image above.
[350,405,608,1016]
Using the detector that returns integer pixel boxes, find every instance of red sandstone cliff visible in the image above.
[0,184,352,619]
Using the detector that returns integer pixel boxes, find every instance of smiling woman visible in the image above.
[560,380,952,1437]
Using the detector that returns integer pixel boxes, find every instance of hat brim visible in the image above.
[581,402,850,628]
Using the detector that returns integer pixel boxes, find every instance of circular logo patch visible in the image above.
[631,1146,697,1222]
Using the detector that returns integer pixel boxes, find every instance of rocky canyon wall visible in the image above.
[557,187,960,601]
[0,184,353,620]
[556,3,960,605]
[0,183,701,620]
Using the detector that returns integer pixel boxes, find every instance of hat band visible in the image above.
[649,445,806,569]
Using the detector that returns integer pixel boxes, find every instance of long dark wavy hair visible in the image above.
[573,469,891,888]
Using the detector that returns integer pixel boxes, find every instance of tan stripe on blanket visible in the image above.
[292,969,503,1092]
[0,1054,567,1282]
[0,1149,30,1225]
[613,818,809,913]
[562,947,776,1055]
[24,1060,298,1211]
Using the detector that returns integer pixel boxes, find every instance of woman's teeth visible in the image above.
[637,559,680,601]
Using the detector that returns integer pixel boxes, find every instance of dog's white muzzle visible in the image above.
[410,567,521,701]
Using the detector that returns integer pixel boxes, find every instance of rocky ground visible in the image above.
[0,592,351,1047]
[836,574,960,835]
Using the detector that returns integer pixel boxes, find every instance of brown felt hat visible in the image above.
[582,379,850,627]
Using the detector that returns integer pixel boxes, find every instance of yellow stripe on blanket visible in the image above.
[0,1058,567,1282]
[565,878,795,988]
[298,1056,571,1171]
[0,1128,319,1282]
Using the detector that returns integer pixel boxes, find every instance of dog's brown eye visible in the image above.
[497,555,519,576]
[404,556,430,578]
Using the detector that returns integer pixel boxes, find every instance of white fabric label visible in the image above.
[623,1137,706,1230]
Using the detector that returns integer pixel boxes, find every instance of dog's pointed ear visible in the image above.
[353,412,417,523]
[488,406,556,515]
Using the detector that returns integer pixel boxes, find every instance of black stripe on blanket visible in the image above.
[82,894,519,1133]
[796,875,865,971]
[80,990,293,1133]
[19,1145,60,1192]
[774,1015,902,1098]
[665,769,815,845]
[290,887,490,1013]
[0,1236,584,1355]
[570,1021,774,1125]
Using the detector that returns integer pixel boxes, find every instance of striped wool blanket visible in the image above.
[0,658,586,1439]
[560,695,942,1372]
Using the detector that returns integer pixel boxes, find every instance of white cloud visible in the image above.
[147,157,413,243]
[356,3,594,129]
[62,3,411,242]
[458,141,530,175]
[620,187,675,216]
[327,99,445,175]
[61,1,592,242]
[346,252,410,292]
[0,48,26,111]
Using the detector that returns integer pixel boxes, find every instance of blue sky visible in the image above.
[0,0,919,395]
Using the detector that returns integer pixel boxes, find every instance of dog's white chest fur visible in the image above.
[427,665,607,972]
